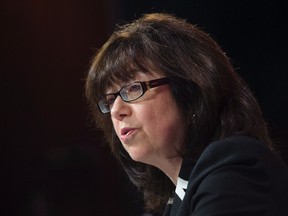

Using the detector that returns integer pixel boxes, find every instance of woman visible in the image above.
[85,13,288,215]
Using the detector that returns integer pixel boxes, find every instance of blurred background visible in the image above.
[1,0,287,215]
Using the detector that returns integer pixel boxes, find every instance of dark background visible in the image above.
[1,0,287,215]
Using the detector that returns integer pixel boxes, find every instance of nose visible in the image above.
[110,96,132,120]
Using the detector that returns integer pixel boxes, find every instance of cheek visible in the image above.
[111,118,120,137]
[143,97,185,145]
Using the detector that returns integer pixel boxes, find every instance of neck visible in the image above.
[158,157,183,185]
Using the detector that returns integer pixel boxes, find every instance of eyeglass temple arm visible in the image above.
[147,78,170,89]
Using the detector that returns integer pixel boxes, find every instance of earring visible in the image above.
[192,113,196,124]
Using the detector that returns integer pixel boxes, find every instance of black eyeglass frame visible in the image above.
[97,77,170,114]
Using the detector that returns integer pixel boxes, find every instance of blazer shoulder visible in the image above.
[185,136,288,216]
[190,135,288,184]
[200,135,271,162]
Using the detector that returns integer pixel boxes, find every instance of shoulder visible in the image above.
[191,135,287,181]
[185,136,288,215]
[201,135,270,159]
[195,135,279,170]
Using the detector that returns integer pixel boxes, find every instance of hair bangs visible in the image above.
[94,39,157,98]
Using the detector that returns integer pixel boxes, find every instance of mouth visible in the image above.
[120,127,137,141]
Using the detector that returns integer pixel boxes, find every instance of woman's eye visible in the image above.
[128,83,141,92]
[106,96,115,105]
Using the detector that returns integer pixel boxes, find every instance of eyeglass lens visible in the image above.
[98,82,144,113]
[98,77,169,114]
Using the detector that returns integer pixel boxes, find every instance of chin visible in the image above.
[129,154,145,163]
[128,151,151,164]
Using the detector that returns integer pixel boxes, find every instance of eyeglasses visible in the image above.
[98,77,169,114]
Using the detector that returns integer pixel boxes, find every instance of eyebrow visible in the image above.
[105,81,125,95]
[104,71,152,94]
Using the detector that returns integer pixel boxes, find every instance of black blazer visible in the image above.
[163,136,288,216]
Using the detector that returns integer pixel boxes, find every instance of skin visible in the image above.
[109,72,186,184]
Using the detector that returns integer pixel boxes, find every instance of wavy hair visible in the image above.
[85,13,272,213]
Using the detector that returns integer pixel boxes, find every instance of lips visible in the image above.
[120,127,137,141]
[121,127,135,136]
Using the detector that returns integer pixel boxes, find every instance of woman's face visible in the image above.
[109,72,186,168]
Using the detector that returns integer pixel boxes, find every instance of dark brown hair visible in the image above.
[85,13,272,213]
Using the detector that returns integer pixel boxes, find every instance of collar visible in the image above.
[175,158,194,200]
[167,158,194,215]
